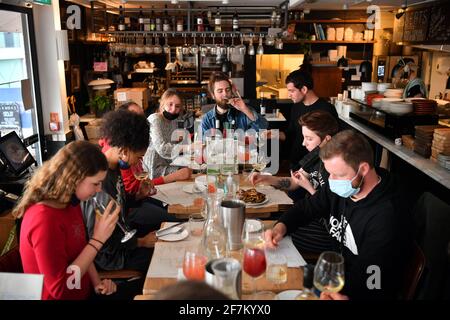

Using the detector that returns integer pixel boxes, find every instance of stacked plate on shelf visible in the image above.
[411,99,437,115]
[414,125,443,158]
[431,128,450,170]
[384,88,404,98]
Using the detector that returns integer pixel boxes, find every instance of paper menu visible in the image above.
[265,236,306,267]
[0,272,44,300]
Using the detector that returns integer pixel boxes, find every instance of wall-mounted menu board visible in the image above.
[427,2,450,43]
[393,0,450,44]
[402,7,430,42]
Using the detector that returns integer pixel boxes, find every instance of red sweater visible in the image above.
[20,203,92,300]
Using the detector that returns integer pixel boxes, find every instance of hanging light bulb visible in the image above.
[257,36,264,55]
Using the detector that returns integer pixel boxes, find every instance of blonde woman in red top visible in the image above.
[14,141,119,300]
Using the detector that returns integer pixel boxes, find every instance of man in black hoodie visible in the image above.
[266,130,413,300]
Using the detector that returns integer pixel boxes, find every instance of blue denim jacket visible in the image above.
[201,105,268,136]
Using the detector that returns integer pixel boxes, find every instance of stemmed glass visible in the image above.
[313,251,345,293]
[242,219,267,299]
[92,192,137,243]
[131,158,156,195]
[252,152,269,173]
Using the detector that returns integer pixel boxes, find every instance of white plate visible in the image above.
[244,195,270,207]
[157,228,189,242]
[275,290,303,300]
[182,183,202,194]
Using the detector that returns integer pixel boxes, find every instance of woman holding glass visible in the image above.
[82,109,180,274]
[14,141,119,300]
[144,88,192,180]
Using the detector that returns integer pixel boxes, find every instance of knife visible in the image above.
[156,222,185,237]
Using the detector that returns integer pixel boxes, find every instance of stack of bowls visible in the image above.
[384,88,404,98]
[377,83,391,93]
[386,101,413,115]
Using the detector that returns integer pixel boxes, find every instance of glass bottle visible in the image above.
[155,12,162,31]
[163,5,171,32]
[232,10,239,32]
[150,7,156,31]
[206,10,212,31]
[197,13,204,32]
[214,7,221,32]
[259,92,266,116]
[118,5,125,31]
[202,195,228,261]
[177,16,184,32]
[138,6,144,31]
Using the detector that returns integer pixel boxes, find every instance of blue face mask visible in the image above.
[118,159,130,170]
[329,167,363,198]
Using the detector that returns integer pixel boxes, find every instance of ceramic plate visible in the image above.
[245,195,270,207]
[157,228,189,242]
[182,183,202,194]
[275,290,303,300]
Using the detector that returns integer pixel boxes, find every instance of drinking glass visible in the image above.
[92,192,137,243]
[242,219,267,299]
[131,158,156,195]
[183,250,208,281]
[313,251,345,293]
[265,249,288,284]
[252,152,269,173]
[189,215,205,237]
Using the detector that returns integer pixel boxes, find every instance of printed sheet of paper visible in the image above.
[265,236,306,267]
[0,272,44,300]
[147,231,202,279]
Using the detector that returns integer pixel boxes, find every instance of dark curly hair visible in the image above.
[101,109,149,152]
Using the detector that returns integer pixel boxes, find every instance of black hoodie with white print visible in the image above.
[278,167,413,300]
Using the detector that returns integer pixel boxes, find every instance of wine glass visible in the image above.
[242,219,267,299]
[132,159,156,194]
[252,152,269,173]
[313,251,345,294]
[92,192,137,243]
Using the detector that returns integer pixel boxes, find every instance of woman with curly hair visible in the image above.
[14,141,120,300]
[82,109,179,274]
[144,88,192,180]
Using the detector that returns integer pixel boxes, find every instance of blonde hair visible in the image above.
[158,88,183,113]
[13,141,108,218]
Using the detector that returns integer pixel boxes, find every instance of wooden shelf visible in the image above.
[311,59,365,65]
[289,19,368,24]
[284,40,375,44]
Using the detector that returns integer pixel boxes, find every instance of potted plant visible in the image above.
[86,95,112,118]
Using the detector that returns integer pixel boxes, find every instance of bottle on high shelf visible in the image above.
[171,13,177,33]
[206,10,213,31]
[197,12,204,32]
[150,7,156,31]
[176,15,184,32]
[118,5,125,31]
[270,10,277,28]
[155,12,162,31]
[214,7,221,32]
[163,5,170,31]
[138,6,144,31]
[232,10,239,32]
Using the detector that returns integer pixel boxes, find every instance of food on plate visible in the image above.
[236,188,266,204]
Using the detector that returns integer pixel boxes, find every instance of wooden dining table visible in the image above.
[165,174,293,219]
[142,221,304,300]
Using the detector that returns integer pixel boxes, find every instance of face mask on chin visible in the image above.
[328,167,364,198]
[163,110,179,121]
